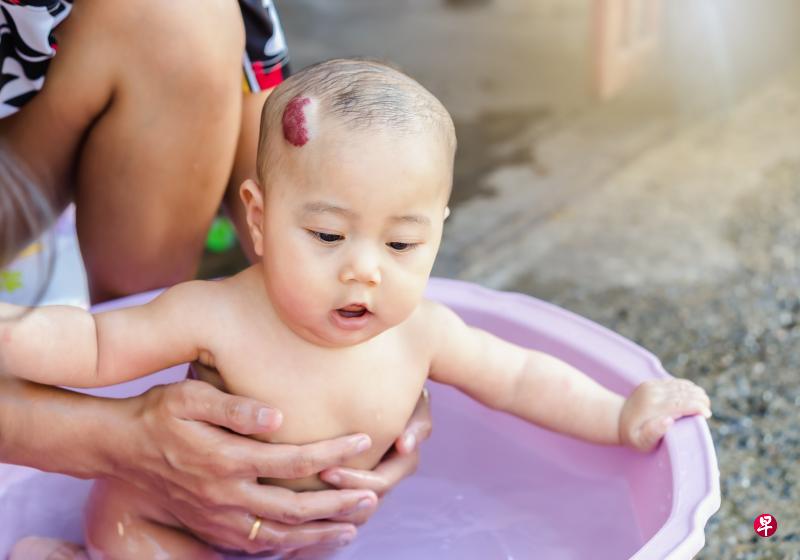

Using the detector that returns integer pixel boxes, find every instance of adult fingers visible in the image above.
[327,501,377,525]
[320,447,419,497]
[236,482,377,525]
[283,541,351,559]
[394,387,432,455]
[161,379,283,435]
[319,466,391,496]
[247,516,357,555]
[224,434,372,479]
[173,503,358,555]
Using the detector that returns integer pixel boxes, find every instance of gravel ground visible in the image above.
[509,158,800,560]
[494,79,800,558]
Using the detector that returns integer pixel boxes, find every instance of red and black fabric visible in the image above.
[240,0,291,93]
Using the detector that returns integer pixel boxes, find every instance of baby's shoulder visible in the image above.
[157,272,265,351]
[156,273,257,328]
[412,298,460,324]
[160,278,231,309]
[401,299,458,340]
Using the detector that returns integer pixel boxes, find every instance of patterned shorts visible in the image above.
[0,0,290,118]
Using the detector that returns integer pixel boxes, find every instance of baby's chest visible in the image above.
[220,345,430,454]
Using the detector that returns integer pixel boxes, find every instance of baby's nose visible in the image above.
[339,252,381,286]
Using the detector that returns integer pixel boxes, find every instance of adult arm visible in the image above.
[0,373,124,478]
[0,375,376,553]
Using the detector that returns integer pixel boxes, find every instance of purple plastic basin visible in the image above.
[0,278,719,559]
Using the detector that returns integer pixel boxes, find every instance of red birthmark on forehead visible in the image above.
[282,97,312,147]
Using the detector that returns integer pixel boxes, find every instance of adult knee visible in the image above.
[84,0,245,95]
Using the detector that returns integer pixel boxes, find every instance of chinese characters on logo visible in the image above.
[753,513,777,538]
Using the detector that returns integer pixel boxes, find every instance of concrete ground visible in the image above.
[206,2,800,557]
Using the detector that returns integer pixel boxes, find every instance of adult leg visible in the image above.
[0,0,246,302]
[75,0,247,302]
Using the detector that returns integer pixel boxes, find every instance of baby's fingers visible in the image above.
[664,391,712,419]
[676,380,711,410]
[633,416,674,452]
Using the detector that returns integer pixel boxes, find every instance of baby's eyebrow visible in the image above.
[390,215,431,227]
[302,202,355,218]
[301,203,430,227]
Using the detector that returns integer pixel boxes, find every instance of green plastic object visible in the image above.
[205,217,237,253]
[0,270,22,293]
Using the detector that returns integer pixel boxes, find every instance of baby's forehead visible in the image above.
[267,95,452,197]
[280,116,444,168]
[281,96,320,148]
[276,94,448,151]
[277,134,449,206]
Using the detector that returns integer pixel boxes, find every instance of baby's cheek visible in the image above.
[390,275,427,316]
[271,257,320,305]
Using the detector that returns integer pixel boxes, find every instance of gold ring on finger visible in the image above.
[248,516,262,541]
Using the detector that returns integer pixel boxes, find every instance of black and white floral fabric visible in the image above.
[0,0,288,119]
[0,0,72,118]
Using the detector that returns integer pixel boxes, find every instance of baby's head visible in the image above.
[240,58,456,347]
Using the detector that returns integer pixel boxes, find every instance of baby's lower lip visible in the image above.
[337,306,368,318]
[330,309,372,331]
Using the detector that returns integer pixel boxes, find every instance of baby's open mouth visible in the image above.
[336,304,368,318]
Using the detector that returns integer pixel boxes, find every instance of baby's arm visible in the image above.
[0,282,207,388]
[427,302,710,451]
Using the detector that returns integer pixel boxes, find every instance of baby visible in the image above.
[0,59,711,559]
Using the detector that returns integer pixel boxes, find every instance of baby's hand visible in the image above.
[618,379,711,452]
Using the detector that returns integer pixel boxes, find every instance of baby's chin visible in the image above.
[285,316,388,348]
[309,312,418,348]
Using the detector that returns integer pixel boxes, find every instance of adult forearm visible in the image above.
[0,374,117,478]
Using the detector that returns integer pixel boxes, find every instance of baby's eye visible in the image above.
[310,230,344,243]
[387,241,418,252]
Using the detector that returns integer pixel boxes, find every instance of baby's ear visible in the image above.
[239,179,266,257]
[443,206,451,220]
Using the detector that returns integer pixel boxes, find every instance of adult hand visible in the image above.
[319,387,432,525]
[112,378,378,554]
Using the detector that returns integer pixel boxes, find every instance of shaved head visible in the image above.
[256,58,456,188]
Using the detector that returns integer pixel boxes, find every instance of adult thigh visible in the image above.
[73,0,246,301]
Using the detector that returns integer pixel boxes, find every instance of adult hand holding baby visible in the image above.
[119,379,382,554]
[184,363,432,533]
[4,346,432,559]
[321,387,433,526]
[7,374,420,558]
[261,389,434,559]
